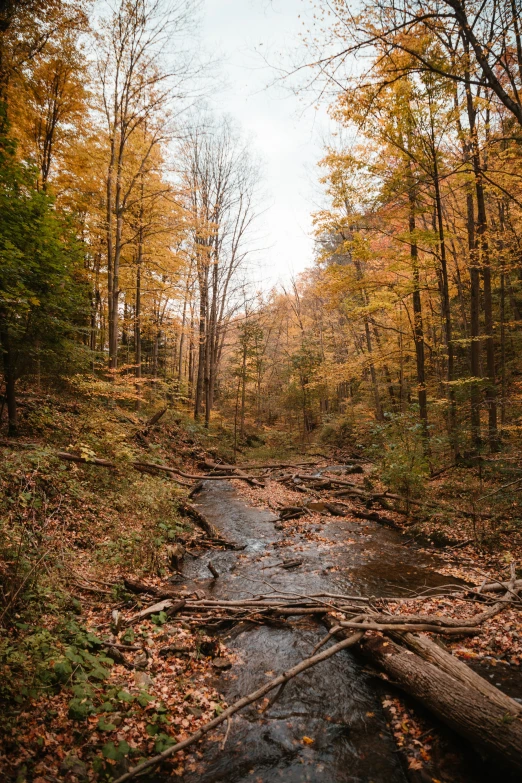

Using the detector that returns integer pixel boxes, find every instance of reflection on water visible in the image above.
[153,481,517,783]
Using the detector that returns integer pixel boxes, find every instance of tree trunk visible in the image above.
[360,634,522,775]
[432,155,456,449]
[195,291,206,420]
[240,340,247,437]
[467,190,482,451]
[408,176,429,454]
[464,60,498,452]
[475,174,498,452]
[400,632,520,716]
[0,310,17,435]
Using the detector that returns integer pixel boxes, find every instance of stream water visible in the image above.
[160,481,519,783]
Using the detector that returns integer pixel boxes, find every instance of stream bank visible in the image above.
[159,481,519,783]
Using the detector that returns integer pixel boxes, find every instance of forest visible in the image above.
[1,1,522,782]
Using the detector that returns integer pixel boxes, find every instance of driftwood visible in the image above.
[111,631,365,783]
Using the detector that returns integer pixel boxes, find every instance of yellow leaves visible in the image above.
[77,443,97,462]
[301,736,314,744]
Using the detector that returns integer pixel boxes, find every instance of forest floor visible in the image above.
[1,388,521,782]
[0,389,233,782]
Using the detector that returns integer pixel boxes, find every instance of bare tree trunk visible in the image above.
[464,55,498,452]
[475,171,498,452]
[240,339,247,437]
[408,176,429,455]
[0,313,17,436]
[195,279,207,420]
[364,319,382,420]
[432,153,456,449]
[466,189,482,451]
[188,309,195,401]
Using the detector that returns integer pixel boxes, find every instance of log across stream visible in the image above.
[153,481,521,783]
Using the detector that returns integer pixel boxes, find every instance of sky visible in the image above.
[200,0,333,289]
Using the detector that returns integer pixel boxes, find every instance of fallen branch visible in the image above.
[340,620,478,635]
[111,631,365,783]
[202,460,265,487]
[207,459,326,471]
[126,599,186,626]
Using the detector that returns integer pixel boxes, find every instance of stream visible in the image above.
[160,481,520,783]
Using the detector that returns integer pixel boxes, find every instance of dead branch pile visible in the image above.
[109,566,522,782]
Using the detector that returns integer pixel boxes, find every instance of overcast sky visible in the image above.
[200,0,332,289]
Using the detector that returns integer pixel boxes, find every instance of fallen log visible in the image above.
[350,508,401,528]
[177,500,223,540]
[188,480,204,499]
[202,459,265,487]
[57,451,193,486]
[56,450,257,487]
[324,502,348,516]
[111,630,365,783]
[262,558,304,572]
[131,461,192,486]
[359,633,522,775]
[479,578,522,594]
[123,577,153,594]
[210,459,326,470]
[400,632,521,716]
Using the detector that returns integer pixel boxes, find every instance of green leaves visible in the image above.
[0,130,89,387]
[137,691,154,707]
[121,628,135,645]
[53,660,73,683]
[101,740,130,761]
[97,716,117,732]
[154,733,176,753]
[68,697,95,721]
